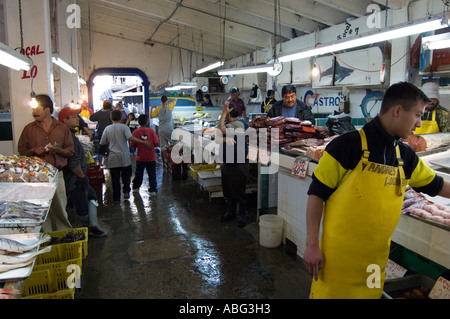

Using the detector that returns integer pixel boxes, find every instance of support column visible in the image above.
[54,0,80,109]
[4,0,53,154]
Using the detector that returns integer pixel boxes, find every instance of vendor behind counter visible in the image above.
[415,82,450,134]
[267,85,315,123]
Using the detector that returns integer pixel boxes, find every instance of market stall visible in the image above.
[0,155,87,299]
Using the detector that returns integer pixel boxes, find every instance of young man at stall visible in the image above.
[58,106,108,237]
[18,94,74,231]
[100,110,150,202]
[267,85,315,123]
[150,96,177,149]
[216,101,249,228]
[303,82,450,299]
[227,87,248,122]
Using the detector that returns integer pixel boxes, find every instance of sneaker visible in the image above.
[89,226,108,237]
[124,192,130,200]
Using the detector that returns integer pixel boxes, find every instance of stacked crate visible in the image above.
[86,165,105,200]
[162,149,188,180]
[21,228,88,299]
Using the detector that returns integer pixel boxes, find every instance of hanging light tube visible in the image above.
[195,61,224,74]
[166,82,198,91]
[279,14,449,63]
[52,53,77,73]
[218,61,283,76]
[0,41,32,71]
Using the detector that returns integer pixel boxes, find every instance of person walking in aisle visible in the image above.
[303,82,450,299]
[58,106,108,237]
[100,110,150,202]
[131,114,159,196]
[90,100,113,165]
[150,96,177,149]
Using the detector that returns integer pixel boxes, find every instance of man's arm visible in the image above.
[303,194,325,281]
[129,135,150,147]
[150,105,161,118]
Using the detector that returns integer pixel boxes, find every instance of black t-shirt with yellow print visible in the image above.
[308,116,443,201]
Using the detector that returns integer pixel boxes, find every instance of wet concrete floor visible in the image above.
[73,154,313,299]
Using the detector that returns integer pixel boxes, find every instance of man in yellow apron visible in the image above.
[414,82,450,134]
[303,82,450,299]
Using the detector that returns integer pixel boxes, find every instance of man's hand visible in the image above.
[303,244,323,281]
[34,146,47,155]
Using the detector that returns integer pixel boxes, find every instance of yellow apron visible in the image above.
[414,110,439,134]
[310,129,407,299]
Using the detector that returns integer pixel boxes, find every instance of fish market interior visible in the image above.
[0,0,450,306]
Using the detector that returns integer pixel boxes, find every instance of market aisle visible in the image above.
[74,155,312,299]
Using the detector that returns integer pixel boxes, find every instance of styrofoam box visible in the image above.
[197,170,221,187]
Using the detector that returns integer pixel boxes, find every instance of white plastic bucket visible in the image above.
[259,214,283,248]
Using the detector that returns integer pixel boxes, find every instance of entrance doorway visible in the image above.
[87,68,150,116]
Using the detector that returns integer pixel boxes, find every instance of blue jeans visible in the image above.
[110,165,132,201]
[132,161,157,192]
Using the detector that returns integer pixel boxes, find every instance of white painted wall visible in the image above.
[77,28,215,93]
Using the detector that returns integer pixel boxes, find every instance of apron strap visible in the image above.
[395,142,405,196]
[358,129,370,159]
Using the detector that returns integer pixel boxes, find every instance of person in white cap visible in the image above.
[415,82,450,134]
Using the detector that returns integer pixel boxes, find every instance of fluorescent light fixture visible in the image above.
[422,32,450,50]
[79,77,86,85]
[52,53,77,73]
[218,61,283,76]
[0,41,32,71]
[279,15,449,62]
[195,61,224,74]
[166,82,197,91]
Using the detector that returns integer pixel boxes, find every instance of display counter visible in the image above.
[259,151,450,270]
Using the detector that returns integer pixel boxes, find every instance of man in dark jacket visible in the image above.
[267,85,315,123]
[59,106,108,237]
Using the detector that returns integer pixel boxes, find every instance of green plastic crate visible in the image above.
[388,246,447,280]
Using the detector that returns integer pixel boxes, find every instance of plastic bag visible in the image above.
[326,113,356,136]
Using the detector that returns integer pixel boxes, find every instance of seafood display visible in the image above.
[402,188,450,227]
[0,246,51,265]
[0,155,57,183]
[0,201,49,224]
[0,233,51,281]
[0,183,56,201]
[0,234,51,253]
[249,116,329,157]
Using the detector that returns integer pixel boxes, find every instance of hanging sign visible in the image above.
[429,276,450,299]
[291,157,309,178]
[384,259,407,280]
[21,44,45,80]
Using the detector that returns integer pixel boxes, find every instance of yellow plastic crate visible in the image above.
[189,164,221,181]
[21,268,75,299]
[43,227,88,259]
[33,242,83,273]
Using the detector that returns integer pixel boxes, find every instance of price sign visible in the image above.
[248,146,258,163]
[429,276,450,299]
[291,157,309,178]
[258,149,270,166]
[384,259,407,280]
